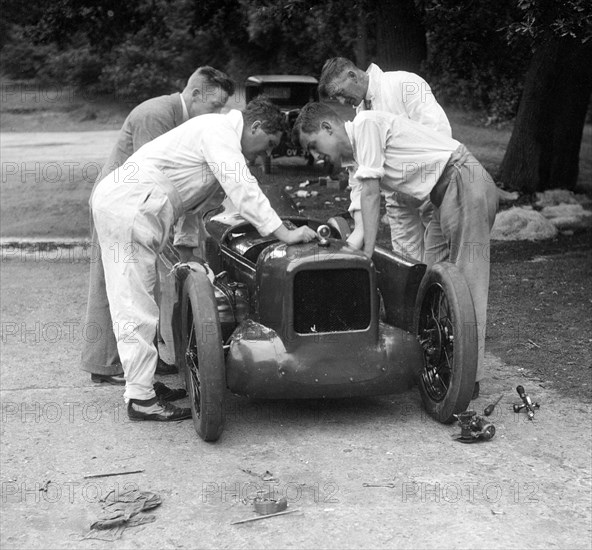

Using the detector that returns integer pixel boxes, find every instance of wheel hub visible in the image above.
[418,284,455,403]
[421,317,443,364]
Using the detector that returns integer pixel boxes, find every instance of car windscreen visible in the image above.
[255,83,318,106]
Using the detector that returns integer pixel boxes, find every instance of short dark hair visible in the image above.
[292,102,341,144]
[318,57,358,98]
[190,66,236,96]
[243,97,285,134]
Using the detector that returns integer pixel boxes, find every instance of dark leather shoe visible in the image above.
[153,381,187,402]
[155,357,178,375]
[91,373,126,386]
[127,396,191,421]
[472,382,480,400]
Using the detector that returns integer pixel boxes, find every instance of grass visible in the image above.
[0,164,95,238]
[0,79,130,132]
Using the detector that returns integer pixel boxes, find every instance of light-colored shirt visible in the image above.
[356,63,452,137]
[349,64,452,212]
[127,110,282,236]
[346,111,460,204]
[172,109,238,247]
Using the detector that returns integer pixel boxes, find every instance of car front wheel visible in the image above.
[414,262,477,424]
[180,267,226,441]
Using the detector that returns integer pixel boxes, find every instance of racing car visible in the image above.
[171,186,477,441]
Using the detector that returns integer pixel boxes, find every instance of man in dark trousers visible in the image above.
[82,66,235,387]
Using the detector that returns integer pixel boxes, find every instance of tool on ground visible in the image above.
[453,410,496,443]
[231,509,300,525]
[484,394,503,416]
[83,469,145,479]
[513,402,540,413]
[516,385,538,420]
[253,495,287,515]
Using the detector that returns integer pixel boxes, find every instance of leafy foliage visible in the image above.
[423,0,531,121]
[0,26,57,79]
[2,0,587,119]
[507,0,592,44]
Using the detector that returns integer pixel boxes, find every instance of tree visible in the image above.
[236,0,426,75]
[374,0,426,73]
[422,0,530,120]
[499,0,592,192]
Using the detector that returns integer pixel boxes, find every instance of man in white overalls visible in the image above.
[92,99,317,421]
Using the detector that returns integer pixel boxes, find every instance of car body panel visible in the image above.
[225,318,420,399]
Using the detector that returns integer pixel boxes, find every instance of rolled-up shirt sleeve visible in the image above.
[200,125,282,236]
[348,173,362,213]
[173,213,202,247]
[352,117,387,180]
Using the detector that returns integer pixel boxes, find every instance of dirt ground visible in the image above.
[1,235,591,550]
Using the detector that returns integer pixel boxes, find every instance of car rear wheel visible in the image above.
[180,267,226,441]
[414,262,477,424]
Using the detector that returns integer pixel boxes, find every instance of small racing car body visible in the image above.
[172,186,478,441]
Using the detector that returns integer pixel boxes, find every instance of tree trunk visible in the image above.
[354,8,368,69]
[499,38,592,193]
[374,0,426,73]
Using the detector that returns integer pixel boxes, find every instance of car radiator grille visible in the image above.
[293,269,371,333]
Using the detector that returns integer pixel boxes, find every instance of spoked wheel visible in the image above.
[414,262,477,424]
[180,267,225,441]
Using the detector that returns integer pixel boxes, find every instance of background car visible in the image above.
[245,74,319,173]
[169,187,478,442]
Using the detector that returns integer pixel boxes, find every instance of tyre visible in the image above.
[180,267,226,441]
[172,265,191,389]
[414,262,477,424]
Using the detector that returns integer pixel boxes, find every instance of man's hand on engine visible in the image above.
[273,224,318,244]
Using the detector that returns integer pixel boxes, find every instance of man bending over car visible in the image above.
[293,102,497,394]
[92,98,317,422]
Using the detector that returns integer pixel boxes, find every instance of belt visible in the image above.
[430,144,470,208]
[138,165,185,221]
